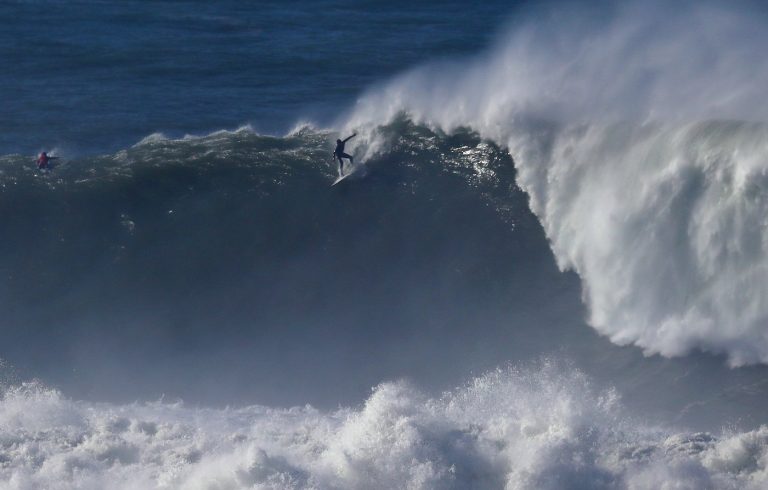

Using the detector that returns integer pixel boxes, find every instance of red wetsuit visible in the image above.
[37,153,51,169]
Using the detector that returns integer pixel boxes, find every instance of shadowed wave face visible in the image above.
[0,123,563,407]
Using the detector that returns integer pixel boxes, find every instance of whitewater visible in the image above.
[4,362,768,489]
[3,1,768,489]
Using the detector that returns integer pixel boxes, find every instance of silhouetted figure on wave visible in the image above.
[334,133,356,175]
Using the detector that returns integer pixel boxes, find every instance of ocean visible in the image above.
[3,0,768,488]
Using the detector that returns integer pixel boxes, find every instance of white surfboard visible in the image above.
[332,173,351,186]
[331,164,361,186]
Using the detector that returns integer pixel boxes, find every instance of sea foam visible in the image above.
[1,363,767,489]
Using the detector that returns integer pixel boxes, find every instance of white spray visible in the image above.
[3,364,768,489]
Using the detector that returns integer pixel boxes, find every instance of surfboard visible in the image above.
[332,173,351,186]
[332,164,361,186]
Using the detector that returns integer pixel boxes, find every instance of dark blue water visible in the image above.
[1,0,505,155]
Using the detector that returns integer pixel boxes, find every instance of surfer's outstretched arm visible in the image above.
[342,133,357,143]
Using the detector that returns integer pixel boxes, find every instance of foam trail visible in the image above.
[2,364,768,489]
[344,1,768,365]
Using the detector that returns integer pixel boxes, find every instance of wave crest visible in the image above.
[344,1,768,365]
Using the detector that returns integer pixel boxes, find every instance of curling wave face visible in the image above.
[343,0,768,365]
[2,362,768,490]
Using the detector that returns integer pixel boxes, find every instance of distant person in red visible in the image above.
[37,151,59,170]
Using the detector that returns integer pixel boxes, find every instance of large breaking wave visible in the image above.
[343,1,768,365]
[3,362,768,490]
[3,1,768,488]
[4,119,766,488]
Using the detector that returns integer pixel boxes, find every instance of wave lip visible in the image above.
[2,364,768,489]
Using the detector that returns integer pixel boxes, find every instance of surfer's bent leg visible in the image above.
[341,152,352,164]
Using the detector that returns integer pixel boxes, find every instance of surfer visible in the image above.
[333,133,356,175]
[36,151,59,170]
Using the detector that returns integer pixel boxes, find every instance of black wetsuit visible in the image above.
[334,135,355,173]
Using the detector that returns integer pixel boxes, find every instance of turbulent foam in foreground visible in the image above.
[2,363,768,490]
[345,1,768,364]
